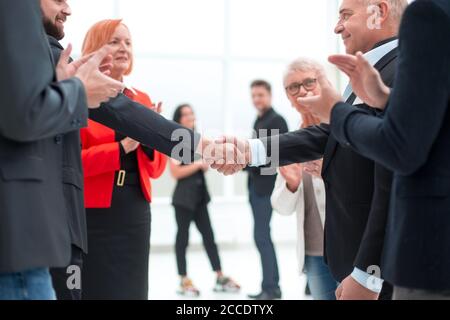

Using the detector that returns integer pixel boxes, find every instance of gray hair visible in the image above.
[283,57,324,86]
[361,0,409,25]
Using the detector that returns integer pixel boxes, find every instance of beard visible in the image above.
[42,16,65,40]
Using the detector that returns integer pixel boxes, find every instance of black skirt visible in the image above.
[82,180,151,300]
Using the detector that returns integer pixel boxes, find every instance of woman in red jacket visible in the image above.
[80,19,167,300]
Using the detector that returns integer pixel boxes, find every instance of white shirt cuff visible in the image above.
[351,268,384,294]
[247,139,267,167]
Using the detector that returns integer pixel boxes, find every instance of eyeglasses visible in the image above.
[285,78,317,96]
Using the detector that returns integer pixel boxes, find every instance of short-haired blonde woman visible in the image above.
[271,58,337,300]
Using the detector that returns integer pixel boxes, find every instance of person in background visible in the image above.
[247,80,289,300]
[271,58,337,300]
[80,19,167,300]
[170,104,241,298]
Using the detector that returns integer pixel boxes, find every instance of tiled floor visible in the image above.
[148,244,310,300]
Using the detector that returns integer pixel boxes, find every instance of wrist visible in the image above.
[286,182,299,193]
[377,86,391,109]
[244,141,251,166]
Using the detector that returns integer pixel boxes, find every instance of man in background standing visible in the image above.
[247,80,288,300]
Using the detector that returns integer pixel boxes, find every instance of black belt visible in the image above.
[116,170,140,187]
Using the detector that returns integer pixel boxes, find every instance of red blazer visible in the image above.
[81,88,167,208]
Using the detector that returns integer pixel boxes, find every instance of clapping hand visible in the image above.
[297,69,343,124]
[329,52,390,110]
[303,159,323,179]
[279,164,303,193]
[74,45,125,109]
[151,102,163,114]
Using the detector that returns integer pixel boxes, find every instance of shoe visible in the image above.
[305,283,311,296]
[214,276,241,293]
[248,289,282,300]
[177,278,201,298]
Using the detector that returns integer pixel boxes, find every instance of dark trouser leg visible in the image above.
[194,204,222,272]
[175,206,195,276]
[378,282,394,300]
[393,286,450,300]
[50,245,83,300]
[249,185,280,292]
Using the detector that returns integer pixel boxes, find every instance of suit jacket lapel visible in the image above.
[322,47,398,176]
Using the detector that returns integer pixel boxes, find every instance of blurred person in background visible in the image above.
[271,58,337,300]
[247,80,289,300]
[170,104,241,298]
[80,19,167,300]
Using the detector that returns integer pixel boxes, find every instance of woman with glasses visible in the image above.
[271,58,337,300]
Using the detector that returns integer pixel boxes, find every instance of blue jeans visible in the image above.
[304,256,338,300]
[249,183,280,293]
[0,268,56,300]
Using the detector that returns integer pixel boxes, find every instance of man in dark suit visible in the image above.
[0,0,124,300]
[302,0,450,300]
[217,0,409,300]
[246,80,289,300]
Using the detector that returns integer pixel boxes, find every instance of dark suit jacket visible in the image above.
[331,0,450,291]
[248,108,288,196]
[261,44,398,282]
[48,37,201,254]
[0,2,87,273]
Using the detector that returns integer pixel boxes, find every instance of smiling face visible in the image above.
[179,106,196,130]
[108,24,133,80]
[285,69,322,116]
[40,0,72,40]
[335,0,380,54]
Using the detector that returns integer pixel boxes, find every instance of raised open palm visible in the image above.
[329,52,391,110]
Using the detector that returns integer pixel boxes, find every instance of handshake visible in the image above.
[199,137,253,176]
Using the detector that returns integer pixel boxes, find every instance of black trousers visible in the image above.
[50,245,84,300]
[82,183,151,300]
[174,204,222,276]
[249,183,280,293]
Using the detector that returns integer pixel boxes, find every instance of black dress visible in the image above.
[81,133,153,300]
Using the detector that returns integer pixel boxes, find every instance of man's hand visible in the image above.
[335,276,380,300]
[303,159,323,179]
[198,137,251,176]
[297,69,343,124]
[75,45,124,109]
[121,137,140,154]
[279,164,303,193]
[56,43,94,81]
[329,52,390,110]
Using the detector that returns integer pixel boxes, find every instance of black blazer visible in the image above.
[48,37,201,254]
[261,44,398,282]
[0,2,87,273]
[331,0,450,291]
[172,167,211,212]
[248,108,288,196]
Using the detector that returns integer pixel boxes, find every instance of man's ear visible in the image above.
[366,1,390,30]
[377,1,391,26]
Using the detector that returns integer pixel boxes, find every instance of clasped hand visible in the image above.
[199,137,251,176]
